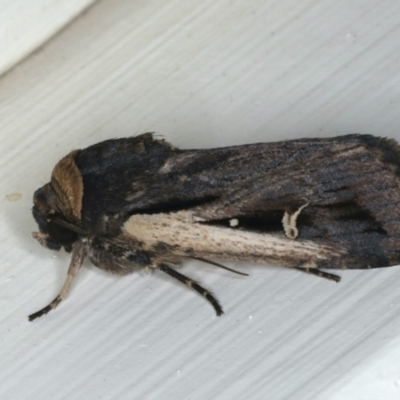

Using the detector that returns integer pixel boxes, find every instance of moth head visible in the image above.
[32,150,85,253]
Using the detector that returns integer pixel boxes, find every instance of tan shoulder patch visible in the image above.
[51,150,83,220]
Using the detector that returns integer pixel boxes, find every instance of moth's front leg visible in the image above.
[29,240,86,320]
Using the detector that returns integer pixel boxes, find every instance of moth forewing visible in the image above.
[30,133,400,320]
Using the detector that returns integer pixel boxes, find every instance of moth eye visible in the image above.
[46,220,78,246]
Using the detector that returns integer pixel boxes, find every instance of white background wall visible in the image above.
[0,0,97,76]
[1,1,400,399]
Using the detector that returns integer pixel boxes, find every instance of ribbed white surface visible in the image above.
[0,0,97,77]
[2,0,400,398]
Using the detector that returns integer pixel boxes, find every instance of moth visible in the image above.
[30,133,400,320]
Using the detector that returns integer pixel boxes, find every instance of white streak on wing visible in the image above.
[123,211,344,267]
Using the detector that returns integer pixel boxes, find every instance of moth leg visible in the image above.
[158,264,224,316]
[29,241,86,321]
[191,256,249,276]
[294,267,341,282]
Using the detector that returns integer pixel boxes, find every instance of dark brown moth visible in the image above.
[30,133,400,320]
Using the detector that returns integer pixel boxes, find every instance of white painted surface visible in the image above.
[0,0,96,76]
[1,0,400,399]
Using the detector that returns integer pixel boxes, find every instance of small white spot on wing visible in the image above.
[229,218,239,227]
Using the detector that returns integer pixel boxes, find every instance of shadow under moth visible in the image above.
[30,133,400,320]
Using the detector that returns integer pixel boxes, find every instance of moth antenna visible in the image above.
[191,256,249,276]
[52,217,86,235]
[294,267,341,282]
[29,241,85,321]
[158,264,224,316]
